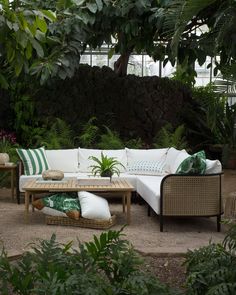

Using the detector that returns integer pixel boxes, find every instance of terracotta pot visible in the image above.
[0,153,10,165]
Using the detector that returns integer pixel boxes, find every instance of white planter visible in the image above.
[0,153,9,165]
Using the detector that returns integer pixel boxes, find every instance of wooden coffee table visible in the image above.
[22,178,134,224]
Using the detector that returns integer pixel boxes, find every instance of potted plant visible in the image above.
[89,152,125,179]
[0,130,18,165]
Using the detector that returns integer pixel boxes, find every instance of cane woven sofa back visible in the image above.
[159,173,223,231]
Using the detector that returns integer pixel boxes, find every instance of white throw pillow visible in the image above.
[78,148,102,172]
[170,150,190,173]
[78,191,111,220]
[126,148,168,166]
[205,159,222,174]
[127,158,167,175]
[45,149,79,173]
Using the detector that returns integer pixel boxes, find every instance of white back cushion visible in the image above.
[170,150,190,173]
[206,159,222,174]
[102,149,127,172]
[78,191,111,220]
[78,148,127,172]
[164,147,182,173]
[78,148,102,172]
[126,148,168,166]
[45,149,79,172]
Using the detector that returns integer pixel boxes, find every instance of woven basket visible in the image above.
[45,215,116,229]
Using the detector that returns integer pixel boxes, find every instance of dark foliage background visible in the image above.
[35,65,192,144]
[0,65,193,145]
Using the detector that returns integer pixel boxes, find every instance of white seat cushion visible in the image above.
[45,149,79,173]
[136,175,164,214]
[113,173,137,190]
[78,191,111,220]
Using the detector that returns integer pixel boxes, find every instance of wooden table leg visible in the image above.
[122,195,126,212]
[11,169,14,200]
[25,191,30,223]
[126,191,131,225]
[32,194,35,212]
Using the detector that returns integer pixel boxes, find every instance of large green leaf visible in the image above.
[86,2,98,14]
[36,16,47,33]
[30,38,44,57]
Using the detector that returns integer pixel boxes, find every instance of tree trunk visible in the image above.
[114,51,131,77]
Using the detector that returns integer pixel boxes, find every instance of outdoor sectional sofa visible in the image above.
[18,147,223,231]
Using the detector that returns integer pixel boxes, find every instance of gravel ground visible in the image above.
[142,255,186,292]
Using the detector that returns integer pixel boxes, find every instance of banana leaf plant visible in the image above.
[89,152,125,178]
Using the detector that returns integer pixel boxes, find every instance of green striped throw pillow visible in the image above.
[17,147,50,175]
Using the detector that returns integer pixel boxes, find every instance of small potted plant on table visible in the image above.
[89,152,124,180]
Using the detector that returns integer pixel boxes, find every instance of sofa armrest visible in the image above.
[160,173,223,231]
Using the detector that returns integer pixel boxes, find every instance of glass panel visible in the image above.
[80,54,91,66]
[143,55,160,76]
[162,61,176,78]
[195,56,211,86]
[92,54,108,67]
[127,55,142,76]
[109,54,119,70]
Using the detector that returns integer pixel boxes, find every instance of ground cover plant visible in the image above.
[185,222,236,294]
[1,222,236,294]
[0,230,178,295]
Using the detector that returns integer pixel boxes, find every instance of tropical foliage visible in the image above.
[89,152,125,177]
[154,124,188,150]
[0,230,177,295]
[185,222,236,295]
[187,85,236,149]
[1,0,236,86]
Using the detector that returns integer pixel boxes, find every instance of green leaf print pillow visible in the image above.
[176,150,206,174]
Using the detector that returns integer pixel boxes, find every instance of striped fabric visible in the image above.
[17,147,50,175]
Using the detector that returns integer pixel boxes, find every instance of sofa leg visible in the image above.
[160,215,163,232]
[16,162,20,204]
[147,205,151,217]
[217,215,221,232]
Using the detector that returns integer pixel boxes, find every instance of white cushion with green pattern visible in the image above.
[17,147,50,175]
[176,150,206,174]
[127,158,167,175]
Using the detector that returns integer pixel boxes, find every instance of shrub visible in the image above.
[185,222,236,294]
[79,117,99,148]
[0,230,177,295]
[35,118,74,149]
[153,124,188,150]
[97,127,124,149]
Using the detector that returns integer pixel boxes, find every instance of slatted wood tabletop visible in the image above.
[23,178,134,224]
[23,178,134,192]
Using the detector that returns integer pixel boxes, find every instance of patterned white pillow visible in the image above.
[127,158,167,175]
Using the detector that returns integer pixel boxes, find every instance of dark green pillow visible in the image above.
[42,192,80,213]
[176,150,206,174]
